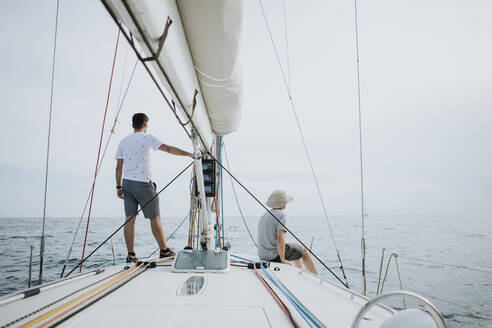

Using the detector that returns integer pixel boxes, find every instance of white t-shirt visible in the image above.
[115,132,163,182]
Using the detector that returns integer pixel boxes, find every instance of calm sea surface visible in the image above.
[0,215,491,327]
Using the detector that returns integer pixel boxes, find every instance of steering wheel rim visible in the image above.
[351,290,446,328]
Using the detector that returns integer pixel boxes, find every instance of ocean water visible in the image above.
[0,215,491,327]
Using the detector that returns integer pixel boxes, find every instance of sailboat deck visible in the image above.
[0,254,393,327]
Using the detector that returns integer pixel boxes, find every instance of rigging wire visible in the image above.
[373,248,492,320]
[209,154,349,288]
[223,144,257,247]
[379,247,492,274]
[64,162,193,278]
[114,42,130,114]
[282,0,290,89]
[147,213,190,258]
[80,29,121,273]
[257,0,349,288]
[353,0,368,295]
[59,55,139,278]
[39,0,61,283]
[419,291,492,321]
[400,256,492,274]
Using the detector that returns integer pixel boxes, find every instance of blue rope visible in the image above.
[231,259,248,264]
[261,267,314,327]
[260,266,324,328]
[230,254,254,263]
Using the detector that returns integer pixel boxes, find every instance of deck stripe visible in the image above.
[20,265,139,328]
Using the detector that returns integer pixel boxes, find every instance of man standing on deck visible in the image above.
[115,113,193,263]
[257,190,318,275]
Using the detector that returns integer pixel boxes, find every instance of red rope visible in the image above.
[253,266,300,328]
[80,30,121,272]
[214,197,222,248]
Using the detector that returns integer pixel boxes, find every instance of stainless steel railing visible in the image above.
[351,290,446,328]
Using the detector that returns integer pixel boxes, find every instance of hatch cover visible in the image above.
[172,250,229,273]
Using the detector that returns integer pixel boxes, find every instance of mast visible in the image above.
[40,0,61,283]
[100,0,243,249]
[192,129,213,249]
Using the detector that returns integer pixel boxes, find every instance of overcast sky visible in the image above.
[0,0,491,221]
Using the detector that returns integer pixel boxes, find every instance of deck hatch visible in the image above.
[172,250,230,273]
[178,276,205,295]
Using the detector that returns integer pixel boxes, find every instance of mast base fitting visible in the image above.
[247,262,270,269]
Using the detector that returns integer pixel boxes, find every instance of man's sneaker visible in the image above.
[159,248,175,259]
[126,252,138,263]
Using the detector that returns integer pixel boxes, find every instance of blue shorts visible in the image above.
[122,179,160,219]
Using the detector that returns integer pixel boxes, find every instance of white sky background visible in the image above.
[0,0,491,219]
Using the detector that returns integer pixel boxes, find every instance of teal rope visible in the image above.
[231,254,253,263]
[260,266,324,328]
[261,267,313,327]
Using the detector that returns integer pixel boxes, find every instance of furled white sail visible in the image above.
[177,0,243,136]
[101,0,211,147]
[102,0,243,147]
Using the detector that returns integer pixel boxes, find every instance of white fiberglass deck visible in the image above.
[0,255,393,327]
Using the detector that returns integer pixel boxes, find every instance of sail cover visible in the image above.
[102,0,243,147]
[177,0,243,136]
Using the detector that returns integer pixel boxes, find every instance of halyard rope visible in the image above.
[80,29,121,273]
